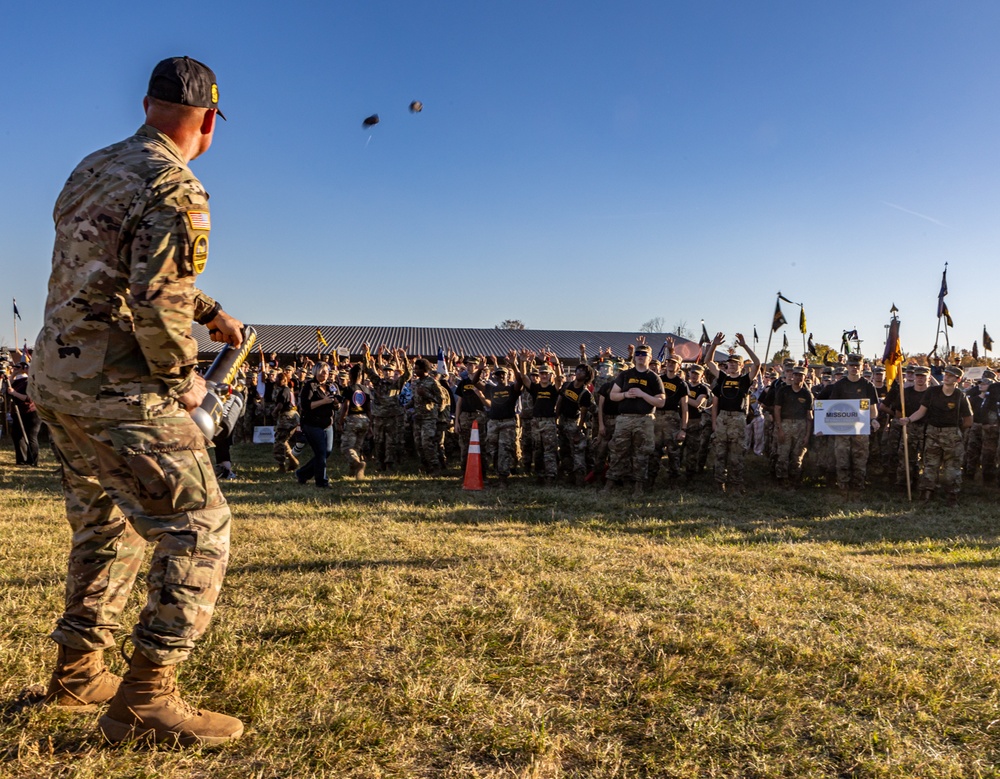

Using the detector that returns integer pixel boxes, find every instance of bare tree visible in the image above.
[496,319,526,330]
[639,316,665,333]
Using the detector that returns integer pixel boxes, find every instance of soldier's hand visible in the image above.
[178,373,208,412]
[208,310,244,348]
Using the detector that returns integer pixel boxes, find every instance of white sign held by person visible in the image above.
[253,426,275,444]
[814,399,872,436]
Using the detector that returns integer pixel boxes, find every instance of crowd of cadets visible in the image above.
[223,334,997,503]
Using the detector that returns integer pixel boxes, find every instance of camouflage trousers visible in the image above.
[920,426,965,495]
[713,410,746,486]
[37,405,230,666]
[607,414,655,485]
[591,416,617,474]
[776,419,810,480]
[532,418,559,479]
[834,434,870,491]
[458,411,488,469]
[372,414,404,468]
[745,413,765,456]
[883,423,902,477]
[896,422,926,488]
[964,423,998,484]
[649,410,682,483]
[341,415,370,467]
[518,416,534,472]
[413,414,442,473]
[558,417,588,477]
[485,417,518,478]
[684,417,712,477]
[984,424,1000,484]
[272,411,298,466]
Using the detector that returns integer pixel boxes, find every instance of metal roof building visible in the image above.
[194,324,712,364]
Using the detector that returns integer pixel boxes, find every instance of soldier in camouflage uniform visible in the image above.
[605,345,666,496]
[271,371,299,471]
[705,332,761,494]
[484,352,524,486]
[901,365,972,503]
[683,364,713,479]
[338,363,372,479]
[411,358,448,475]
[773,366,813,484]
[363,345,409,472]
[28,57,243,746]
[964,371,997,484]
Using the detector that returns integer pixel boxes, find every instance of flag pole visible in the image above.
[900,376,911,502]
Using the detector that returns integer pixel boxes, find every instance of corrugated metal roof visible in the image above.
[194,324,716,363]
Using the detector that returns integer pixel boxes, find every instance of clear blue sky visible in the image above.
[3,2,998,360]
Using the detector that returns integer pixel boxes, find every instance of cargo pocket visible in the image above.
[157,554,220,638]
[109,417,218,517]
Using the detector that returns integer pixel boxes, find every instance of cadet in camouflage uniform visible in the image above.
[605,344,666,496]
[649,352,689,487]
[901,365,972,503]
[773,366,813,484]
[271,371,299,471]
[705,332,761,494]
[683,364,713,479]
[484,352,524,486]
[816,354,881,493]
[338,363,371,479]
[556,362,594,485]
[965,371,997,484]
[28,57,243,745]
[363,345,409,472]
[411,358,448,475]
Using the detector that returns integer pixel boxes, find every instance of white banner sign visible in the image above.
[253,426,275,444]
[813,398,872,436]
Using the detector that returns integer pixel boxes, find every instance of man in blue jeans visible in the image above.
[296,362,339,488]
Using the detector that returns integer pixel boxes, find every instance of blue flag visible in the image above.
[437,346,446,375]
[656,340,667,361]
[13,299,21,320]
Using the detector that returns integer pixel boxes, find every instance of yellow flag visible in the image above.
[316,328,328,347]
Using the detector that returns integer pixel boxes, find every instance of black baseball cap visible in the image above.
[148,56,226,120]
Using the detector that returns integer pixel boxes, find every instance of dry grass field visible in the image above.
[3,442,1000,778]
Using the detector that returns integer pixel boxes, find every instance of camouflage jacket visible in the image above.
[411,375,448,419]
[364,365,409,418]
[30,125,219,420]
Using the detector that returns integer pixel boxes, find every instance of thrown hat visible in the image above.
[148,56,226,119]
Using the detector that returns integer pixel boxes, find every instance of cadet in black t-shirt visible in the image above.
[901,365,972,500]
[556,363,595,483]
[816,354,881,492]
[527,364,561,481]
[605,345,666,494]
[704,331,762,492]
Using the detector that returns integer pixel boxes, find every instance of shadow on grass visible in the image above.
[227,556,469,578]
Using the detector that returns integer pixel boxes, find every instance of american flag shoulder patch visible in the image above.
[186,210,211,231]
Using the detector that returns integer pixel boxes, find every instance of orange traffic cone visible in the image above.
[462,420,484,490]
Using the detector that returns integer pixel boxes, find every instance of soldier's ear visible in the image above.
[201,109,217,136]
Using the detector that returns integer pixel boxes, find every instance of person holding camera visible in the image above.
[295,362,339,488]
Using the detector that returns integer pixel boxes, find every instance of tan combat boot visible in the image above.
[44,645,121,711]
[99,651,243,747]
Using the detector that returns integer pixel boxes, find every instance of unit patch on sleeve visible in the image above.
[192,234,209,274]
